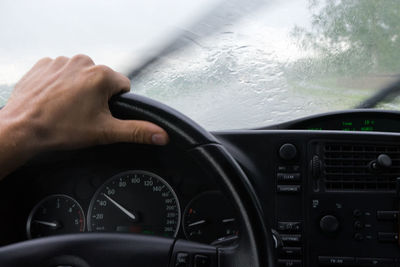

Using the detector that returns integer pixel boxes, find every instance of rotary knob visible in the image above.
[279,143,297,160]
[320,215,339,233]
[370,154,392,170]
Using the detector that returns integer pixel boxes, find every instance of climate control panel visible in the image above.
[273,140,400,266]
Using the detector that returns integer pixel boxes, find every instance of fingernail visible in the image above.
[152,133,168,145]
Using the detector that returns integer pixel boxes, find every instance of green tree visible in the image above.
[292,0,400,76]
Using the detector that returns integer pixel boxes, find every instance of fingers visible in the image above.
[87,64,131,97]
[99,118,169,146]
[50,56,69,72]
[70,54,95,66]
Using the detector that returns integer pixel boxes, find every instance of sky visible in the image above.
[0,0,216,84]
[0,0,310,85]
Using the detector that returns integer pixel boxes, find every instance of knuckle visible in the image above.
[131,127,145,143]
[37,57,52,65]
[92,65,113,80]
[54,56,68,62]
[71,54,94,65]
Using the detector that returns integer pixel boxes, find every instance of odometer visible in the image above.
[87,170,180,238]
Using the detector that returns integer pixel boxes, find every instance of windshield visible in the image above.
[1,0,400,130]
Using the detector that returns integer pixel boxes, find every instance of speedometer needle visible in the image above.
[102,193,138,221]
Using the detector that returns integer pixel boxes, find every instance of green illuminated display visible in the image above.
[361,126,374,131]
[300,116,400,132]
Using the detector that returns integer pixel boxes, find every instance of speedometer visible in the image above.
[87,170,180,238]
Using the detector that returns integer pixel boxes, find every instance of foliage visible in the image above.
[291,0,400,77]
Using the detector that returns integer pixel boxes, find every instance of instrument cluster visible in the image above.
[25,170,239,245]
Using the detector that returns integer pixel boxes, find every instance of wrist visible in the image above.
[0,107,43,178]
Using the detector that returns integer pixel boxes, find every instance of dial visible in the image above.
[87,170,181,238]
[183,191,239,244]
[26,194,85,239]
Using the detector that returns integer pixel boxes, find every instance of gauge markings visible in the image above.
[183,191,239,244]
[26,194,85,239]
[87,170,181,238]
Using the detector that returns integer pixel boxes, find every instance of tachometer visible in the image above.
[87,170,180,238]
[26,194,85,239]
[183,191,239,244]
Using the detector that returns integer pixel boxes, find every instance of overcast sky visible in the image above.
[0,0,219,84]
[0,0,309,85]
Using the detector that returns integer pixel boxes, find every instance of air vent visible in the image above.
[322,143,400,191]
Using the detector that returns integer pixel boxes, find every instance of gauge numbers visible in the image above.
[26,194,85,239]
[88,171,181,238]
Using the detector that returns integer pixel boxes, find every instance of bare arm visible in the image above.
[0,55,169,179]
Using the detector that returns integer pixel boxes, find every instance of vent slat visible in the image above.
[322,143,400,192]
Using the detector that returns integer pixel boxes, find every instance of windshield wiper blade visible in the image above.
[356,77,400,109]
[126,0,267,80]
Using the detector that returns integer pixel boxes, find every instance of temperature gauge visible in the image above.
[26,194,85,239]
[183,191,239,244]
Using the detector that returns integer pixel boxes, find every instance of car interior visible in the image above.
[0,93,400,267]
[1,0,400,266]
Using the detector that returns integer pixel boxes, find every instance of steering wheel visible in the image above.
[0,93,275,267]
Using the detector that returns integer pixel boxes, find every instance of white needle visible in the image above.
[188,220,206,227]
[34,220,59,228]
[102,193,137,221]
[222,218,235,223]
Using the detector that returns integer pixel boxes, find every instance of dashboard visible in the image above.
[0,144,238,247]
[1,109,400,266]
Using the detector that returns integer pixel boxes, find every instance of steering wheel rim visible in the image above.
[0,93,275,267]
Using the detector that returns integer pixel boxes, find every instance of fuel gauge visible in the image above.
[26,194,85,239]
[183,191,239,244]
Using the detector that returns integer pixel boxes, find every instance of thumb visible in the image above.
[102,118,169,145]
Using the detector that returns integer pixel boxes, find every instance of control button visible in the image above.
[354,233,364,241]
[320,215,339,233]
[277,222,302,232]
[277,185,301,193]
[369,154,392,170]
[279,144,297,161]
[353,220,363,230]
[292,165,300,172]
[377,154,392,168]
[277,259,302,266]
[318,256,354,265]
[278,166,289,172]
[311,155,322,179]
[378,232,399,243]
[281,247,302,257]
[377,210,398,220]
[194,255,210,267]
[280,234,302,244]
[353,209,362,217]
[355,257,394,266]
[277,173,301,182]
[277,166,300,172]
[175,253,189,267]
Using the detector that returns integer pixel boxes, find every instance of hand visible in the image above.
[0,55,169,178]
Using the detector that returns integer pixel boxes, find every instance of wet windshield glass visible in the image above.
[1,0,400,130]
